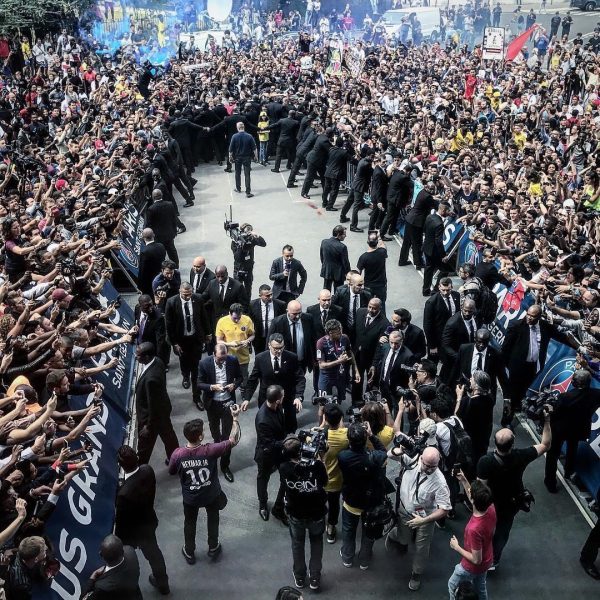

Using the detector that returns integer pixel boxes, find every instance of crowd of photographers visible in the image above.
[0,2,600,597]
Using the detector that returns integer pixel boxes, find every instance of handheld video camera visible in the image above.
[297,429,328,466]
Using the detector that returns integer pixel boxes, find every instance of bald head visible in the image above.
[495,428,515,453]
[350,274,364,294]
[318,289,331,309]
[237,122,245,131]
[192,256,206,274]
[142,228,155,242]
[422,447,440,466]
[287,300,302,322]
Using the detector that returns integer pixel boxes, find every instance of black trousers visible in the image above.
[544,432,579,488]
[399,222,424,267]
[126,531,168,587]
[323,277,344,293]
[207,401,233,469]
[322,177,342,208]
[504,362,538,426]
[493,504,518,564]
[423,253,451,294]
[234,157,252,193]
[256,457,285,510]
[183,491,227,553]
[287,153,305,185]
[274,143,295,171]
[137,418,179,465]
[369,205,385,230]
[341,190,366,227]
[581,518,600,565]
[301,162,325,196]
[179,335,202,402]
[234,263,254,299]
[327,490,341,526]
[380,201,402,237]
[157,237,179,268]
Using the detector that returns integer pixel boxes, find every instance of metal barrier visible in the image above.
[344,162,371,205]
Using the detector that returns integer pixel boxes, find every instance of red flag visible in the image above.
[505,25,538,62]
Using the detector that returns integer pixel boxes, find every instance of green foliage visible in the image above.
[0,0,95,33]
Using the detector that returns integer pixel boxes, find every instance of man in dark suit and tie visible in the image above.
[423,277,460,363]
[440,298,480,382]
[197,343,243,482]
[382,308,427,361]
[269,245,308,305]
[380,161,413,240]
[189,255,215,295]
[165,282,211,408]
[306,289,344,342]
[201,264,248,334]
[135,342,179,465]
[331,273,372,344]
[300,128,334,199]
[320,225,351,292]
[268,111,300,172]
[248,284,286,353]
[368,154,389,231]
[340,151,375,233]
[138,228,166,296]
[82,535,142,600]
[351,298,390,405]
[144,188,179,266]
[242,332,306,433]
[134,295,169,365]
[321,135,353,210]
[422,201,452,296]
[115,445,169,595]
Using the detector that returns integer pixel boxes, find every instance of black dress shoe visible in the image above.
[193,399,205,411]
[234,188,242,193]
[259,506,270,521]
[221,467,234,483]
[224,168,232,172]
[339,216,350,223]
[580,558,600,579]
[182,547,196,565]
[381,235,393,241]
[182,377,190,389]
[149,575,170,595]
[271,507,289,526]
[301,193,310,199]
[287,184,298,188]
[398,261,413,266]
[326,207,339,211]
[183,201,194,208]
[207,542,222,560]
[218,161,223,166]
[271,168,281,172]
[350,226,364,233]
[177,225,187,234]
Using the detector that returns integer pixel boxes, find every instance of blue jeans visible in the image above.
[288,515,325,579]
[318,369,347,403]
[341,507,374,567]
[259,141,268,163]
[448,563,488,600]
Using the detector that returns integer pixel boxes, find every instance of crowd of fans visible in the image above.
[0,0,600,597]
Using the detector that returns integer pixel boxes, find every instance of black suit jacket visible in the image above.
[248,298,286,341]
[144,199,178,243]
[440,313,481,368]
[81,546,142,600]
[423,212,445,257]
[269,117,299,145]
[197,354,243,408]
[320,237,350,281]
[387,169,413,206]
[324,146,351,180]
[331,286,372,334]
[247,349,306,406]
[201,278,248,326]
[306,303,343,340]
[164,293,210,346]
[115,464,159,544]
[352,157,373,193]
[134,305,166,350]
[353,309,390,368]
[402,323,427,361]
[406,189,438,228]
[370,165,388,206]
[135,357,172,428]
[269,257,307,299]
[450,343,509,398]
[306,134,333,167]
[189,267,216,295]
[268,313,316,370]
[552,388,600,439]
[254,401,286,463]
[423,291,461,351]
[373,343,416,396]
[138,242,166,296]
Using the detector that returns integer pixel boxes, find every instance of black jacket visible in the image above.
[144,199,178,243]
[370,165,388,206]
[406,189,438,228]
[401,323,427,361]
[386,169,413,207]
[440,312,481,368]
[450,343,509,398]
[324,146,351,180]
[423,212,445,258]
[306,134,333,167]
[331,286,372,334]
[352,157,373,193]
[373,343,416,394]
[168,118,205,147]
[189,267,216,294]
[269,257,307,299]
[320,237,350,281]
[164,293,210,346]
[134,305,166,350]
[197,354,243,409]
[211,114,258,140]
[269,117,299,145]
[254,402,286,463]
[352,308,390,368]
[552,388,600,439]
[201,277,248,326]
[306,303,343,340]
[135,357,172,428]
[423,290,460,350]
[248,298,286,341]
[268,313,316,370]
[138,241,166,296]
[296,128,318,158]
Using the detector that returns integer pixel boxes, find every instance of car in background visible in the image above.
[570,0,599,10]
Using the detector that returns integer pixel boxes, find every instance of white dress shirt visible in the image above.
[192,269,206,292]
[527,323,541,364]
[261,300,274,332]
[471,347,487,373]
[214,359,230,402]
[288,317,304,360]
[181,297,195,336]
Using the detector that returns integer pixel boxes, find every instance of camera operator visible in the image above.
[407,359,441,433]
[231,222,266,298]
[386,446,451,592]
[278,434,328,592]
[544,369,600,493]
[476,406,553,570]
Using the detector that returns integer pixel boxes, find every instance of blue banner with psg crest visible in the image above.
[118,202,145,278]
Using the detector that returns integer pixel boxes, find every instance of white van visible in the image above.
[381,7,442,43]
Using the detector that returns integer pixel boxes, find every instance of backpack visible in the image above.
[443,419,473,471]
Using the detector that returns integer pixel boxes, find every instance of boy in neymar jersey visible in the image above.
[169,406,241,565]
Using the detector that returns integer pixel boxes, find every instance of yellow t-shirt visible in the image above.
[513,131,527,150]
[258,121,270,142]
[324,427,349,493]
[367,424,394,449]
[215,314,254,365]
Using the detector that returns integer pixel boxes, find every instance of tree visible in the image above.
[0,0,94,34]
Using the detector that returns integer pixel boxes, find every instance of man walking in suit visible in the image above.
[197,343,243,482]
[423,277,460,363]
[135,342,179,465]
[269,245,308,305]
[301,128,334,199]
[331,273,372,344]
[306,289,344,341]
[134,294,169,365]
[189,255,215,295]
[422,201,452,296]
[138,228,166,296]
[351,298,390,406]
[248,284,286,353]
[242,332,306,433]
[368,154,389,231]
[380,161,413,240]
[228,122,257,198]
[165,282,211,409]
[115,445,169,595]
[201,265,248,333]
[144,189,179,267]
[322,135,352,210]
[320,225,350,292]
[385,308,427,361]
[340,151,375,233]
[269,111,300,172]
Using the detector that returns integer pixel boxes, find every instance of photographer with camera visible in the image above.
[230,222,266,298]
[278,433,328,592]
[152,260,181,308]
[477,405,553,570]
[386,446,451,591]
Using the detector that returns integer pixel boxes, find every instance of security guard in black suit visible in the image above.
[269,111,300,172]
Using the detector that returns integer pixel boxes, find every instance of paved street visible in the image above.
[132,159,599,599]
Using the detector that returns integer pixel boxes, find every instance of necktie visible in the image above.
[445,296,452,314]
[220,284,225,302]
[350,294,358,326]
[138,313,146,342]
[322,309,328,327]
[291,321,298,354]
[194,273,200,292]
[468,319,475,342]
[184,301,191,334]
[366,316,372,328]
[264,302,270,333]
[274,356,280,372]
[476,351,483,371]
[385,350,397,382]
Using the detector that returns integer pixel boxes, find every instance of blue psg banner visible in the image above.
[40,282,136,600]
[118,202,145,278]
[488,283,536,350]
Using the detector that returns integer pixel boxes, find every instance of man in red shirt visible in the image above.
[447,475,496,600]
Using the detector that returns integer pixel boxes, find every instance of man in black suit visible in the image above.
[368,154,389,231]
[243,332,306,433]
[210,107,258,172]
[269,111,300,172]
[115,445,169,595]
[331,273,372,343]
[134,294,168,365]
[201,265,248,332]
[450,328,509,400]
[287,123,318,187]
[138,228,166,296]
[253,384,288,524]
[475,248,510,290]
[322,136,352,210]
[382,308,427,361]
[82,535,142,600]
[197,343,243,482]
[189,255,215,295]
[268,299,316,373]
[340,151,374,233]
[422,201,452,296]
[165,282,211,408]
[380,162,413,240]
[269,245,307,304]
[399,179,438,269]
[351,298,390,405]
[320,225,350,292]
[501,304,578,425]
[135,342,179,465]
[440,298,480,382]
[301,128,334,199]
[306,289,344,342]
[168,115,206,174]
[423,277,460,363]
[144,189,179,266]
[248,284,286,353]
